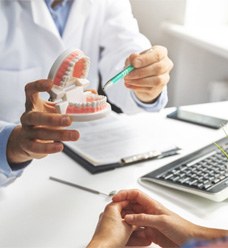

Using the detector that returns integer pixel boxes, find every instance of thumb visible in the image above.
[25,79,53,111]
[125,213,161,228]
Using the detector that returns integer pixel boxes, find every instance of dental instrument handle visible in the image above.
[49,176,109,196]
[103,47,153,90]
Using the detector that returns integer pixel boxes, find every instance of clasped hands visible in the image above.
[88,189,196,248]
[88,189,228,248]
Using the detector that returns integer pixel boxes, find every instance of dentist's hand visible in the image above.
[124,45,173,103]
[7,79,79,165]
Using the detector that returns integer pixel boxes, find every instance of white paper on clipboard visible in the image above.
[64,112,178,166]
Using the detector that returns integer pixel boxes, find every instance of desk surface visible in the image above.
[0,101,228,248]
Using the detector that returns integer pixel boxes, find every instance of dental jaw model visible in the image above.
[48,49,111,121]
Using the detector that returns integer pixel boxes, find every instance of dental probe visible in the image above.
[49,176,116,197]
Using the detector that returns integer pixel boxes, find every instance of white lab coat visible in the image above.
[0,0,153,124]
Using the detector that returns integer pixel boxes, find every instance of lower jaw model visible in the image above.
[48,49,111,121]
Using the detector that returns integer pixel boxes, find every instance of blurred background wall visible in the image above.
[130,0,228,107]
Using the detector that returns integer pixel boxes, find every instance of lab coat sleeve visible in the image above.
[130,87,168,112]
[0,122,25,187]
[98,0,168,114]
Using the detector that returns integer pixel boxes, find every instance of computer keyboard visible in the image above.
[139,137,228,202]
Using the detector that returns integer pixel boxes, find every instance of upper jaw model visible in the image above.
[48,49,111,122]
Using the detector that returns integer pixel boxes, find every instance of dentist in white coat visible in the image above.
[0,0,173,186]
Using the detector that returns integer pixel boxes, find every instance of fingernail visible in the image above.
[71,131,80,140]
[134,58,142,67]
[62,116,71,125]
[55,143,64,151]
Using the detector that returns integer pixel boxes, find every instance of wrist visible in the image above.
[87,234,125,248]
[87,238,113,248]
[195,225,228,240]
[7,125,30,164]
[134,91,161,104]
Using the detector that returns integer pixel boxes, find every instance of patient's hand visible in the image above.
[113,189,228,248]
[87,201,134,248]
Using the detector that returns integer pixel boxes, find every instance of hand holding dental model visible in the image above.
[48,49,111,122]
[7,49,110,166]
[7,79,80,166]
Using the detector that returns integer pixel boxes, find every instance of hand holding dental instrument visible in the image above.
[102,47,153,91]
[49,176,116,197]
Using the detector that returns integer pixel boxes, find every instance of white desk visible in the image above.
[0,101,228,248]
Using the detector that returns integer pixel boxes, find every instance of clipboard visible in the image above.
[63,112,180,174]
[63,143,180,174]
[63,144,117,174]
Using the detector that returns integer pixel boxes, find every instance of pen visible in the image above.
[49,176,116,197]
[103,47,153,91]
[121,147,181,165]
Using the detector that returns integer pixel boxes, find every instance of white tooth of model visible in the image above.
[55,101,68,114]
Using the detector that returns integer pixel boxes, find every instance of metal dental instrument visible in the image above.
[49,176,116,197]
